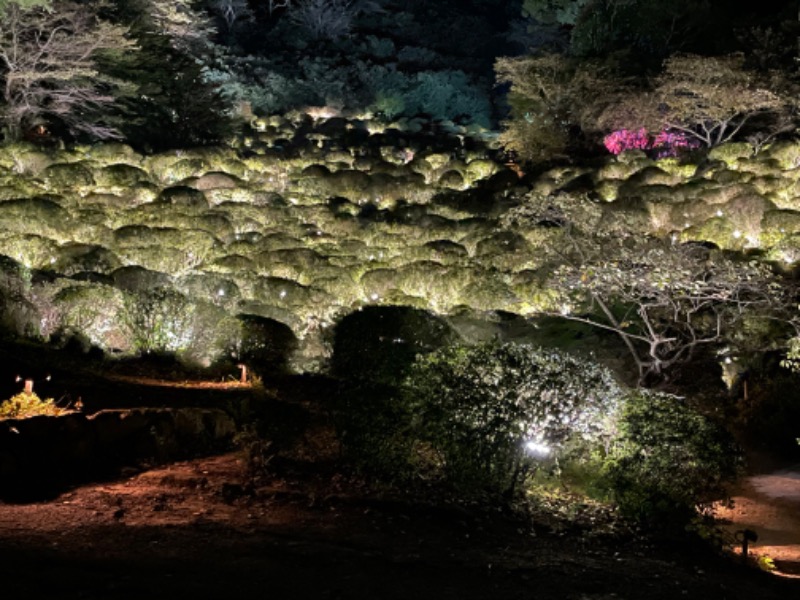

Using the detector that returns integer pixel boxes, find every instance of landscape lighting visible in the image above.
[524,440,551,458]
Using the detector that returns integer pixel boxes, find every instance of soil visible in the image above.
[2,453,800,600]
[2,344,800,599]
[716,463,800,578]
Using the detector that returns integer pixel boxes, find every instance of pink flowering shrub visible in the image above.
[650,130,701,158]
[603,128,650,154]
[603,128,701,158]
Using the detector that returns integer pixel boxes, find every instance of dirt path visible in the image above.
[2,453,800,600]
[716,465,800,577]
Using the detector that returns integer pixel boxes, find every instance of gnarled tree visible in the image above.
[0,0,136,141]
[549,232,795,384]
[601,53,790,148]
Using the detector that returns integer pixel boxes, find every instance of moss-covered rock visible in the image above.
[725,193,773,242]
[204,188,281,207]
[748,174,786,196]
[597,197,652,235]
[464,158,499,183]
[330,169,373,199]
[423,239,468,260]
[113,227,221,274]
[623,165,681,187]
[594,179,621,202]
[0,179,46,201]
[145,154,201,184]
[422,152,453,172]
[204,253,256,275]
[186,171,243,191]
[764,232,800,267]
[370,173,431,206]
[250,276,315,309]
[252,248,330,285]
[360,262,471,311]
[660,200,721,234]
[629,183,687,206]
[4,149,55,176]
[681,216,739,248]
[250,232,303,252]
[474,231,530,257]
[438,169,466,190]
[459,272,519,311]
[192,213,236,243]
[695,182,757,206]
[115,181,160,206]
[596,158,646,181]
[311,270,361,307]
[752,177,800,210]
[735,156,782,176]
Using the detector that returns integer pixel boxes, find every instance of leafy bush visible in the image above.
[331,306,458,385]
[203,52,492,126]
[0,391,61,419]
[400,71,492,127]
[495,54,618,162]
[122,287,196,355]
[402,342,623,496]
[602,390,741,526]
[333,380,416,480]
[331,307,460,478]
[603,128,701,157]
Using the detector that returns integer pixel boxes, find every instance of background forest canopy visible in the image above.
[0,0,797,151]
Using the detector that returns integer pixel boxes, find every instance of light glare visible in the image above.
[525,440,551,457]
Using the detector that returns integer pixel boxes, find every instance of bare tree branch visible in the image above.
[0,1,137,141]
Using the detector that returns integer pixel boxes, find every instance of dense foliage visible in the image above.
[603,390,741,525]
[0,0,795,150]
[0,0,136,141]
[402,342,622,495]
[0,390,61,418]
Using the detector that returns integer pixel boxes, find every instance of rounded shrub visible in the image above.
[401,342,622,496]
[331,307,459,478]
[602,390,741,526]
[331,306,458,385]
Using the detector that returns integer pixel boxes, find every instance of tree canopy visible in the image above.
[0,0,136,141]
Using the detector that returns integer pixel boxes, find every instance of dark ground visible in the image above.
[1,341,800,599]
[2,452,799,600]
